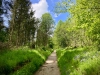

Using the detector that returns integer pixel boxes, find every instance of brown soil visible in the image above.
[34,50,60,75]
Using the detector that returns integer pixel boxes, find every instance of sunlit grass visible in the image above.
[56,48,100,75]
[0,48,52,75]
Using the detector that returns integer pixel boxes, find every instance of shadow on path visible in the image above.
[34,50,60,75]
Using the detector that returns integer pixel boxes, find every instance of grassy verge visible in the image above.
[56,48,100,75]
[0,48,52,75]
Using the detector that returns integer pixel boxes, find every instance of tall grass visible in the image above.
[56,48,100,75]
[0,48,51,75]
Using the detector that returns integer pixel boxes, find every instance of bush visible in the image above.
[57,48,100,75]
[0,42,10,50]
[0,48,52,75]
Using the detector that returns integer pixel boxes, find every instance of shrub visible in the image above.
[0,42,10,51]
[57,48,100,75]
[0,48,52,75]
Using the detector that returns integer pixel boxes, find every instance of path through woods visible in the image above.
[34,50,60,75]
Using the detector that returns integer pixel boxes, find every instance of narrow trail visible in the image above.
[34,50,60,75]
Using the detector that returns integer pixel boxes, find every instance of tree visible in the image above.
[53,20,75,48]
[36,13,54,48]
[9,0,38,46]
[0,0,12,42]
[54,0,100,50]
[70,0,100,49]
[53,20,65,48]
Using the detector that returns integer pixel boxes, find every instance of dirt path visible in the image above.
[34,50,60,75]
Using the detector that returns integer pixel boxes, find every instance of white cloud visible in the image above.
[31,0,48,18]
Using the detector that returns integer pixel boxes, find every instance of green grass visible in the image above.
[56,47,100,75]
[0,48,52,75]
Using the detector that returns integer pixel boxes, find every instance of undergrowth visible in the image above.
[0,47,52,75]
[56,47,100,75]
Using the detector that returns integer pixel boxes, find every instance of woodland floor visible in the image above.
[34,50,60,75]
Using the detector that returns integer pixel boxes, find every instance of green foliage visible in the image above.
[57,48,100,75]
[48,39,54,49]
[53,20,71,48]
[0,0,12,43]
[0,48,51,75]
[36,13,54,48]
[54,0,100,49]
[9,0,38,46]
[54,0,73,13]
[0,30,7,42]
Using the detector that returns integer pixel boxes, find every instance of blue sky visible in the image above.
[30,0,70,25]
[4,0,70,27]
